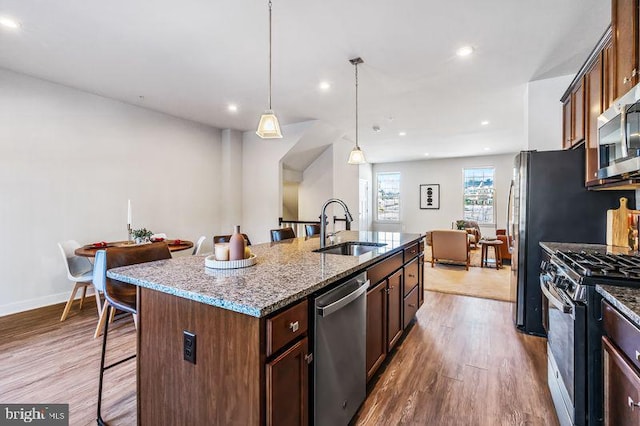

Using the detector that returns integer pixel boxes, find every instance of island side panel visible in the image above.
[138,287,263,425]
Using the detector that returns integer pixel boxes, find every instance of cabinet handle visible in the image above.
[408,304,416,308]
[624,76,631,84]
[633,68,637,77]
[408,274,416,278]
[304,353,313,364]
[629,396,640,410]
[636,350,639,362]
[289,321,299,333]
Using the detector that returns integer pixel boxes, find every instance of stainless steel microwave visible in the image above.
[598,82,640,179]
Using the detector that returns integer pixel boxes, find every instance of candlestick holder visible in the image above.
[127,224,132,242]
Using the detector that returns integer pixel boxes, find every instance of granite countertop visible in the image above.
[107,231,423,318]
[596,285,640,328]
[539,241,638,255]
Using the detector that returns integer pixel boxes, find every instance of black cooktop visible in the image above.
[556,250,640,280]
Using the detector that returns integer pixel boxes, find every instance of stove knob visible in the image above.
[554,276,569,289]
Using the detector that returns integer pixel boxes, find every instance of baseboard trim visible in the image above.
[0,287,97,317]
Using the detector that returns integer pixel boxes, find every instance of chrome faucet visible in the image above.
[319,198,354,248]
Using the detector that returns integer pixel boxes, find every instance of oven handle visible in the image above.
[539,276,573,315]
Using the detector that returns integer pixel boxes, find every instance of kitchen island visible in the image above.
[108,230,424,425]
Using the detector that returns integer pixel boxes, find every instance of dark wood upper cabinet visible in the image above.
[586,54,603,186]
[612,0,639,100]
[572,79,586,146]
[604,38,616,110]
[563,97,573,149]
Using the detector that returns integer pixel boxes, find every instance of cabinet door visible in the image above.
[603,337,640,426]
[563,97,573,149]
[387,269,403,351]
[366,280,387,381]
[418,254,425,308]
[266,337,309,426]
[572,79,585,145]
[586,54,603,186]
[613,0,639,99]
[604,38,616,110]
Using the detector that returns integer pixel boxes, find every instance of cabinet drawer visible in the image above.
[403,285,419,329]
[404,258,419,296]
[603,300,640,371]
[405,242,420,262]
[267,300,308,357]
[368,252,403,286]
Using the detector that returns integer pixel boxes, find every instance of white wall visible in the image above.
[332,139,360,231]
[298,146,333,221]
[282,182,299,220]
[0,68,221,315]
[359,163,373,231]
[527,74,574,151]
[372,153,515,235]
[242,122,311,244]
[220,129,243,235]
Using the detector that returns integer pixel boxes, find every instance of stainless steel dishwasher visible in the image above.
[313,272,368,426]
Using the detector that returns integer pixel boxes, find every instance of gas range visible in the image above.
[543,250,640,303]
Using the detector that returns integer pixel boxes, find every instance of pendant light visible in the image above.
[256,0,283,139]
[348,57,367,164]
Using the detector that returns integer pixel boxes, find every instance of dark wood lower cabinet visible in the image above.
[266,337,309,426]
[603,336,640,425]
[403,285,419,329]
[387,269,403,351]
[366,281,387,380]
[418,253,425,307]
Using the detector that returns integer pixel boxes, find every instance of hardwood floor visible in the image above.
[0,291,557,425]
[354,291,558,425]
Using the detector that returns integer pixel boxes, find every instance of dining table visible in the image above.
[74,240,194,257]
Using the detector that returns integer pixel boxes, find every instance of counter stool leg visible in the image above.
[97,304,111,426]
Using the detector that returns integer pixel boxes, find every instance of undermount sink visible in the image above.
[314,242,387,256]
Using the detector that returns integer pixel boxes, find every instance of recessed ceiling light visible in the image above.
[0,17,20,29]
[372,125,381,133]
[399,131,407,136]
[484,147,490,151]
[424,153,430,156]
[456,46,474,57]
[319,81,331,91]
[481,120,490,126]
[227,104,238,113]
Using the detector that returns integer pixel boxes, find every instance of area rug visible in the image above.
[423,247,512,302]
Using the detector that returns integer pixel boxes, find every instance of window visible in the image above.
[463,167,495,224]
[377,172,400,221]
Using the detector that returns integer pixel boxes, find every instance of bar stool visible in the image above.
[270,227,296,242]
[97,243,172,426]
[480,239,504,269]
[305,224,321,237]
[213,233,252,246]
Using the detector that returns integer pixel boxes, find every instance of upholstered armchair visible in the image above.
[496,229,512,262]
[431,230,470,270]
[455,220,482,249]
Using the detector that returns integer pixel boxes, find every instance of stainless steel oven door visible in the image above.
[540,274,575,426]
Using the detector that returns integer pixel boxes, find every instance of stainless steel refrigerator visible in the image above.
[508,149,635,335]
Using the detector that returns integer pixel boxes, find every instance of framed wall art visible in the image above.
[420,184,440,209]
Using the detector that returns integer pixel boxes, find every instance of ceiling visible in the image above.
[0,0,610,163]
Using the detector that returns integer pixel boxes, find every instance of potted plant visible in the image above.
[131,228,153,244]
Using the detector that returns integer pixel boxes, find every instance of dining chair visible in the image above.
[57,240,97,321]
[91,250,112,339]
[305,224,321,237]
[192,235,206,255]
[270,227,296,242]
[97,243,172,426]
[213,233,252,246]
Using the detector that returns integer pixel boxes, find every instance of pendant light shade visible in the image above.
[348,57,366,164]
[256,110,282,139]
[256,0,283,139]
[348,146,366,164]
